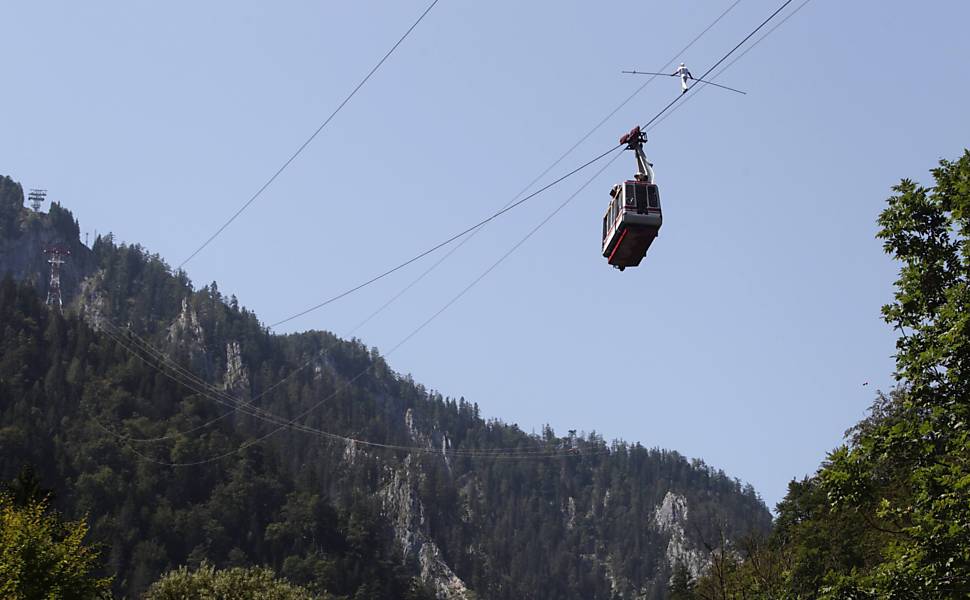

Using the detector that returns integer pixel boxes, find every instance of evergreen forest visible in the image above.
[0,173,771,598]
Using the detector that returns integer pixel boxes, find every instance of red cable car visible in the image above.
[602,126,662,270]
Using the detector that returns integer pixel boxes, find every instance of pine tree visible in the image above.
[668,561,694,600]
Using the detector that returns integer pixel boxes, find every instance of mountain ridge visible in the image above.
[0,173,771,599]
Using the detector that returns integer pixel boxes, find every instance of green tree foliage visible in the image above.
[691,150,970,599]
[0,272,436,598]
[0,492,111,599]
[819,150,970,596]
[669,562,695,600]
[145,563,321,600]
[0,176,23,241]
[46,202,80,245]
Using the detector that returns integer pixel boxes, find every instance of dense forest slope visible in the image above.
[0,174,771,599]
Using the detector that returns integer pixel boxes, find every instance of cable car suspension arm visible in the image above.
[619,126,653,183]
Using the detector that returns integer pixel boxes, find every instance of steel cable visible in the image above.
[178,0,443,268]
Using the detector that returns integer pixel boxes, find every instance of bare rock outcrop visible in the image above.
[166,298,209,376]
[653,491,707,579]
[379,458,474,600]
[224,340,250,396]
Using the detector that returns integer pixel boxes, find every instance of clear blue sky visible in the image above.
[3,0,969,509]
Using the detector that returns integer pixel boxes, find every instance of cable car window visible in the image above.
[625,184,635,206]
[648,186,660,208]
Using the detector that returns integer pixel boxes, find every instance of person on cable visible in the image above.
[673,62,693,93]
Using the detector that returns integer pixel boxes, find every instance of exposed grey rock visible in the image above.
[653,491,707,579]
[379,456,474,599]
[654,490,689,533]
[405,408,421,442]
[565,496,577,530]
[166,298,209,376]
[76,272,109,331]
[224,340,250,396]
[418,543,473,600]
[343,439,358,464]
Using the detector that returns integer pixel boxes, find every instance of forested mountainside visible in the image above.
[0,174,771,599]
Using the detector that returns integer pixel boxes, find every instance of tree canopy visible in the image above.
[683,150,970,599]
[145,563,321,600]
[0,492,111,599]
[819,150,970,596]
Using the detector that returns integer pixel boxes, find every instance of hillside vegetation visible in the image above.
[682,150,970,599]
[0,174,770,598]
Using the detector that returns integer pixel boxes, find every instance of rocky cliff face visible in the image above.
[224,340,251,396]
[166,298,211,377]
[379,457,474,600]
[653,491,708,579]
[573,490,717,599]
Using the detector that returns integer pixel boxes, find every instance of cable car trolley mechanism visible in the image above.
[602,126,662,270]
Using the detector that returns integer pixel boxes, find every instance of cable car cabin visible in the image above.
[602,180,662,270]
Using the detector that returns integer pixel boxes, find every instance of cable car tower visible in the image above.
[602,126,662,270]
[28,189,47,212]
[44,244,71,310]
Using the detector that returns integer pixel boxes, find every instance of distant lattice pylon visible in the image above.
[44,245,71,310]
[28,189,47,212]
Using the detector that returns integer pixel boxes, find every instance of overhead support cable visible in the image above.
[94,0,748,448]
[346,0,807,399]
[640,0,794,131]
[268,145,623,328]
[282,0,796,335]
[110,155,625,467]
[178,0,443,269]
[269,0,746,331]
[647,0,815,132]
[342,0,744,336]
[103,0,811,466]
[97,320,590,457]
